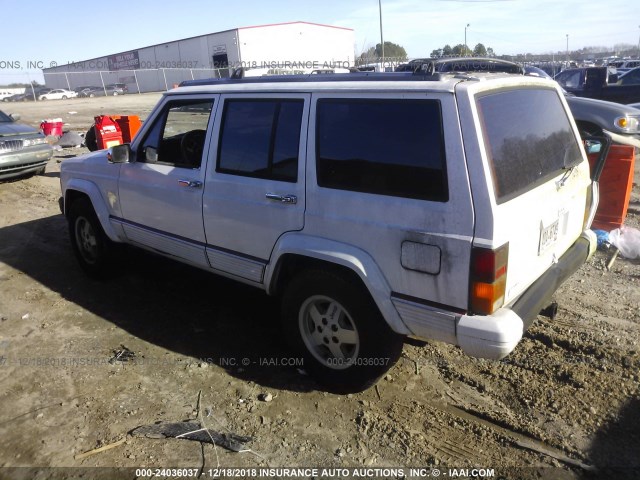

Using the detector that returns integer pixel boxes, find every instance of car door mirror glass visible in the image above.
[108,144,131,163]
[584,139,602,154]
[145,146,158,163]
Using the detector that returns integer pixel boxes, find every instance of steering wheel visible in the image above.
[180,129,207,166]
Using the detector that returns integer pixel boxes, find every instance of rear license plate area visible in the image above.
[539,219,559,255]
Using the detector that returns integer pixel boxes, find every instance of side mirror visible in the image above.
[583,134,611,182]
[107,144,131,164]
[145,146,158,163]
[584,139,602,154]
[9,113,20,122]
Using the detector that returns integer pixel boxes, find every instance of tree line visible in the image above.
[357,41,496,63]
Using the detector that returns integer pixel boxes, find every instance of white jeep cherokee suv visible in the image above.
[60,72,599,392]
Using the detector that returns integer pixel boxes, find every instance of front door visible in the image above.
[117,95,218,268]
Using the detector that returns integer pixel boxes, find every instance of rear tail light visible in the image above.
[469,243,509,315]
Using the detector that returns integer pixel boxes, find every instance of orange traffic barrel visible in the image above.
[588,145,636,230]
[112,115,142,144]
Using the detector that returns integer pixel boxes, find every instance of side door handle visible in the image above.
[266,193,297,204]
[178,180,203,189]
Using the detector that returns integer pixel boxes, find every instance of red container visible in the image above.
[40,120,63,137]
[94,115,123,150]
[112,115,142,143]
[588,145,636,230]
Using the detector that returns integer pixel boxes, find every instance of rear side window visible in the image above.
[217,99,303,182]
[477,88,582,203]
[316,99,448,201]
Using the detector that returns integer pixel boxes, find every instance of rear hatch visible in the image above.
[460,79,592,307]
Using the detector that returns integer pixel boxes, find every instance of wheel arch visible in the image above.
[266,234,410,335]
[64,179,121,242]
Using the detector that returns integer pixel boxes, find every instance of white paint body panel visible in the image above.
[202,93,310,264]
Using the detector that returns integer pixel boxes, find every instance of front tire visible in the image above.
[282,269,404,393]
[68,197,117,278]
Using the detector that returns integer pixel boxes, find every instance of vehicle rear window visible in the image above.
[316,99,448,202]
[476,88,582,203]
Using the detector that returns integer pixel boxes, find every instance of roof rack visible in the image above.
[178,71,462,88]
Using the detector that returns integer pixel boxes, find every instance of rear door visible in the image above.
[305,92,475,314]
[202,94,310,283]
[460,82,591,305]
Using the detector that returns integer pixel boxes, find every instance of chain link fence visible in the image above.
[43,67,232,94]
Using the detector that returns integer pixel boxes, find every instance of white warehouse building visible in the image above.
[43,21,355,93]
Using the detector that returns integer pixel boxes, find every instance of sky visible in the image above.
[1,0,638,84]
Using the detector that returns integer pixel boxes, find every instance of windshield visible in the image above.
[0,111,13,122]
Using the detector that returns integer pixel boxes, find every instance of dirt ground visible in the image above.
[0,95,639,480]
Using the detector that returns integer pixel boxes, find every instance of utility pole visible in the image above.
[379,0,385,70]
[465,24,470,56]
[566,34,569,66]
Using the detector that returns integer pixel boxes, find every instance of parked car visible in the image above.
[525,66,640,147]
[0,90,19,101]
[38,89,77,100]
[73,86,98,94]
[79,86,125,97]
[105,83,128,93]
[4,93,30,102]
[617,67,640,86]
[0,110,53,180]
[5,88,51,102]
[615,60,640,75]
[554,67,640,103]
[60,71,599,391]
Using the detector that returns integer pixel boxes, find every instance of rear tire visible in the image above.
[282,269,404,393]
[68,197,117,279]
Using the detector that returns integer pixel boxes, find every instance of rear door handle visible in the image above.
[178,180,202,189]
[266,193,297,204]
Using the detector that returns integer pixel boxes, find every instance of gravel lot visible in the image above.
[0,95,639,480]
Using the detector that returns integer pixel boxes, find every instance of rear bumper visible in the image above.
[456,230,596,359]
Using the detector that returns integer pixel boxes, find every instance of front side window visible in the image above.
[138,100,213,168]
[217,99,303,182]
[477,88,583,203]
[316,98,448,201]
